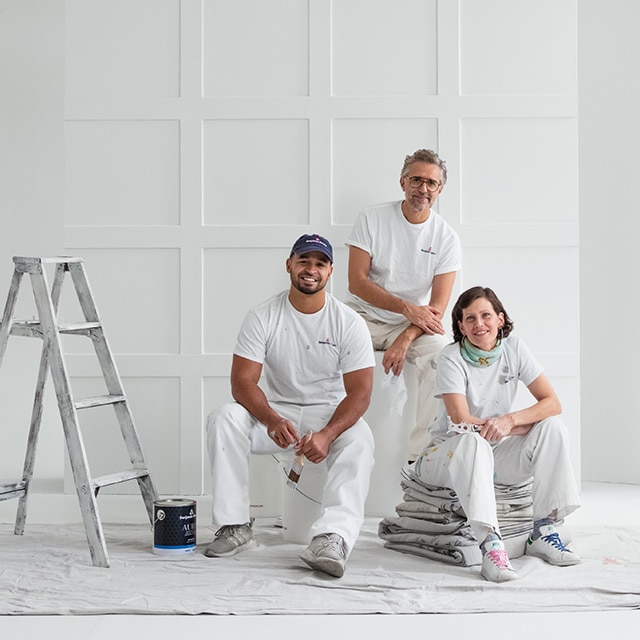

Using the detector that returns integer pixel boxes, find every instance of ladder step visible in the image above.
[74,394,126,410]
[8,321,102,338]
[8,321,43,338]
[0,482,26,501]
[91,469,150,491]
[58,322,102,335]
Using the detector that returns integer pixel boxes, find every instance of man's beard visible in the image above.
[293,278,325,295]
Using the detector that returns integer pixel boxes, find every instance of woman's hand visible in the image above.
[479,415,514,442]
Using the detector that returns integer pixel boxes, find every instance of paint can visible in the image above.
[153,499,197,556]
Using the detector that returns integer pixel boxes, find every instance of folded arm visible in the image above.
[442,373,562,442]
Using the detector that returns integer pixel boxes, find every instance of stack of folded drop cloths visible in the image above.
[378,465,534,567]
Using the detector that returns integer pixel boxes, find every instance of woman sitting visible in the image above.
[412,286,581,582]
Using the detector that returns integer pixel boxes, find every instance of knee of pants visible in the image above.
[408,333,449,373]
[330,418,375,463]
[531,416,570,445]
[419,432,492,469]
[206,402,250,445]
[453,432,493,456]
[445,432,496,478]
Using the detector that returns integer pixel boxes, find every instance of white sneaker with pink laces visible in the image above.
[481,539,519,582]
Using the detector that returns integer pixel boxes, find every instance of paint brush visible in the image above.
[286,431,312,489]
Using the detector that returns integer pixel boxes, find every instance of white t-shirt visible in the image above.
[345,200,461,325]
[234,291,375,406]
[428,335,544,440]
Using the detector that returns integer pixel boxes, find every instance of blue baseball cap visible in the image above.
[289,234,333,263]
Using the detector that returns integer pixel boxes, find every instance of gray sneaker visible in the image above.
[299,533,346,578]
[204,523,255,557]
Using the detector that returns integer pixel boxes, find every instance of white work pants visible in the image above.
[206,402,375,555]
[413,417,581,540]
[354,311,449,460]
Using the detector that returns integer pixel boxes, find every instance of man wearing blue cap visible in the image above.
[205,234,375,578]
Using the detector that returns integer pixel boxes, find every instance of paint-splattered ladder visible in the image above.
[0,257,158,568]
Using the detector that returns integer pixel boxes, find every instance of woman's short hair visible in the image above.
[451,286,514,343]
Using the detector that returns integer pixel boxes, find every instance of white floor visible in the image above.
[1,481,638,639]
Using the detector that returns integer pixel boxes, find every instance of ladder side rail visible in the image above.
[67,262,127,397]
[135,474,158,523]
[15,264,70,534]
[0,268,24,366]
[29,268,110,568]
[68,262,157,519]
[69,262,150,463]
[67,260,99,323]
[110,401,158,522]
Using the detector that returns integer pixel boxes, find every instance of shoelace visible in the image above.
[485,549,513,570]
[216,524,245,540]
[320,535,345,559]
[541,532,570,551]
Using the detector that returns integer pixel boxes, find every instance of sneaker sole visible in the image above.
[525,548,581,566]
[203,538,256,558]
[299,551,345,578]
[481,566,519,582]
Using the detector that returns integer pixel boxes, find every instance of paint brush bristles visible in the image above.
[286,432,312,489]
[286,456,304,489]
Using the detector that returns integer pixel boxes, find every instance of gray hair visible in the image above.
[400,149,447,184]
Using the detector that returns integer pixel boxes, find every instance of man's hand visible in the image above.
[403,303,445,335]
[295,430,331,463]
[267,417,299,448]
[382,336,411,376]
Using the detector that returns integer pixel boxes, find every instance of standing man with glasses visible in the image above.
[346,149,461,462]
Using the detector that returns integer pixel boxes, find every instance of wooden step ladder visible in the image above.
[0,256,158,567]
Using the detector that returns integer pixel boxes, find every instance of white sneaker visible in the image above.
[204,523,255,557]
[526,524,581,566]
[299,533,346,578]
[481,539,519,582]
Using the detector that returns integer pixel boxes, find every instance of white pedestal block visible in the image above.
[364,352,417,517]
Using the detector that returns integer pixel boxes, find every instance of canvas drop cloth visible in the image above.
[0,518,638,615]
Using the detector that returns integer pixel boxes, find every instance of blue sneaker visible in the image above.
[526,524,580,566]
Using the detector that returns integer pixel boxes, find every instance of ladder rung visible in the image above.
[9,321,43,338]
[8,321,102,338]
[74,394,126,410]
[58,322,102,334]
[0,482,26,501]
[91,469,150,490]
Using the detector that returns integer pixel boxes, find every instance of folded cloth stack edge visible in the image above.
[378,465,535,567]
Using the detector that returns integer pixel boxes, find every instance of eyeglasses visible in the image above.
[405,176,442,192]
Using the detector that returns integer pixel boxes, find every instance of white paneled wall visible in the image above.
[56,0,581,516]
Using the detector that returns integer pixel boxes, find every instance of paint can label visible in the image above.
[153,499,196,556]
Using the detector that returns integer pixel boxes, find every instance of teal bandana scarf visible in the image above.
[460,336,503,367]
